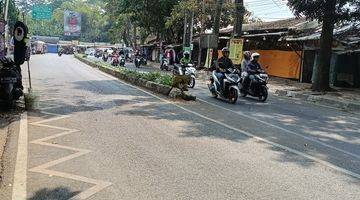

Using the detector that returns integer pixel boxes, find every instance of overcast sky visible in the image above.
[245,0,295,21]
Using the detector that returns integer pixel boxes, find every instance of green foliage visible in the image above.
[287,0,360,22]
[23,0,110,42]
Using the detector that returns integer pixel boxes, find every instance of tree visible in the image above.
[23,0,110,42]
[288,0,360,91]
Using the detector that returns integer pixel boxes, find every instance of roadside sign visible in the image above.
[183,46,191,52]
[229,38,244,65]
[200,34,218,49]
[32,5,52,20]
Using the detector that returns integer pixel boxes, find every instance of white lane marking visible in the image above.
[88,64,360,180]
[12,112,28,200]
[197,98,360,160]
[29,111,112,199]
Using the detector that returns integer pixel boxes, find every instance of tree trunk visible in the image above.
[197,0,205,68]
[213,0,223,61]
[313,0,336,91]
[133,24,137,48]
[233,0,245,38]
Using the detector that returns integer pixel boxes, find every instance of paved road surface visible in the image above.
[1,54,360,199]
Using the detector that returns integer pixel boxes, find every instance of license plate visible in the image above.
[0,77,17,83]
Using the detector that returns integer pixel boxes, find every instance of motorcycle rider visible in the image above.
[216,47,234,87]
[243,52,263,91]
[241,51,251,72]
[172,51,192,91]
[180,51,191,65]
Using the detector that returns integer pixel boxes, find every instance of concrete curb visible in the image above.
[274,89,360,111]
[74,55,176,97]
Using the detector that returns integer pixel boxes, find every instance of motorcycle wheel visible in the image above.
[188,77,195,88]
[228,88,238,104]
[208,83,217,98]
[259,86,268,102]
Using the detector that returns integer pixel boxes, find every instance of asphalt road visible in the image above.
[2,54,360,199]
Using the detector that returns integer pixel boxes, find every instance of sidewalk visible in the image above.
[0,114,10,182]
[269,77,360,112]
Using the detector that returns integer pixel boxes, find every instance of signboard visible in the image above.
[229,38,244,65]
[64,10,81,37]
[200,34,218,49]
[32,5,52,20]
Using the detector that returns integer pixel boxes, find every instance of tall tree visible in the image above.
[288,0,360,91]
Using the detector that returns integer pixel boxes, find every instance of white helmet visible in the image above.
[251,52,260,60]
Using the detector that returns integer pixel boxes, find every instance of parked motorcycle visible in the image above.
[134,57,141,68]
[208,68,240,104]
[0,58,23,108]
[239,70,269,102]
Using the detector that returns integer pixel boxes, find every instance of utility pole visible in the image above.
[197,0,205,67]
[182,13,188,48]
[4,0,10,47]
[233,0,245,38]
[189,10,194,59]
[212,0,223,61]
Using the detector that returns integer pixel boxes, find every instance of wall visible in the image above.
[255,50,302,79]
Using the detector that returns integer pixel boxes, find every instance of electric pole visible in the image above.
[212,0,223,61]
[197,0,205,68]
[233,0,245,38]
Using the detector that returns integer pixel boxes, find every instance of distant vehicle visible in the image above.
[85,48,96,56]
[34,41,46,54]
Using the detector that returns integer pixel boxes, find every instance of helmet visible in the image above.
[222,47,230,53]
[243,51,251,58]
[251,52,260,60]
[183,51,190,56]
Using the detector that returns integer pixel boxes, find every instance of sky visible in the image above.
[244,0,295,21]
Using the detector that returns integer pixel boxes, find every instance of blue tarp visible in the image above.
[47,44,58,53]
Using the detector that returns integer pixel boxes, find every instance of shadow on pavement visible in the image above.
[27,187,80,200]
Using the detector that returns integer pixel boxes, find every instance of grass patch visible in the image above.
[24,92,39,110]
[76,55,174,87]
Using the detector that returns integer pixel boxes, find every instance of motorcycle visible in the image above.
[160,58,170,71]
[141,57,147,66]
[119,56,126,67]
[208,68,240,104]
[102,54,109,62]
[185,63,197,88]
[173,63,197,89]
[0,58,23,108]
[239,70,269,102]
[134,57,141,68]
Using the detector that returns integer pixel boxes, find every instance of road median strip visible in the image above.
[74,54,196,100]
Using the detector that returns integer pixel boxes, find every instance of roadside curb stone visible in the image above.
[75,54,180,98]
[274,89,360,111]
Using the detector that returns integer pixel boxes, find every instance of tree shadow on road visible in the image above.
[27,186,80,200]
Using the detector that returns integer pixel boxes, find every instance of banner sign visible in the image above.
[64,10,81,36]
[229,38,244,65]
[32,5,52,20]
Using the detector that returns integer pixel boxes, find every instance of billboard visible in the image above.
[229,38,244,65]
[64,10,81,36]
